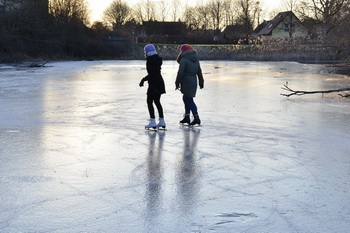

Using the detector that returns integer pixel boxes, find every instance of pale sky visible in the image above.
[87,0,284,23]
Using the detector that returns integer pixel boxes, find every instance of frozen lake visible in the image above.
[1,60,350,233]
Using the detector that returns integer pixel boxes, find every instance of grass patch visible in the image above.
[129,43,341,63]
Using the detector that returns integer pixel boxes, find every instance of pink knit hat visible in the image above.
[180,44,193,52]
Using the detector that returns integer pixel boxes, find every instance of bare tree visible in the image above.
[235,0,263,36]
[298,0,349,35]
[158,0,169,21]
[183,3,212,30]
[183,6,199,29]
[49,0,89,25]
[0,0,50,39]
[103,0,132,28]
[0,0,21,14]
[144,0,156,21]
[334,4,350,50]
[282,0,299,12]
[197,4,212,29]
[208,0,225,30]
[133,0,156,23]
[171,0,181,21]
[1,0,48,15]
[280,0,298,38]
[252,1,263,28]
[312,0,347,23]
[133,2,144,23]
[222,0,237,26]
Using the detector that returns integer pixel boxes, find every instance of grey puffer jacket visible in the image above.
[175,50,204,97]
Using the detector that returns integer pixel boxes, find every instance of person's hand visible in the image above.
[199,80,204,89]
[139,80,144,87]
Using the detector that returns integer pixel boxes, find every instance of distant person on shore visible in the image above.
[139,44,166,129]
[175,44,204,126]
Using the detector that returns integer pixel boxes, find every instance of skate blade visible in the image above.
[145,127,157,130]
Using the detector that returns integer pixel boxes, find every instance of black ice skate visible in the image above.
[189,115,201,126]
[179,115,190,125]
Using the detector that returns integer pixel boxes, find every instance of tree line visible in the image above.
[101,0,349,37]
[0,0,349,62]
[0,0,128,62]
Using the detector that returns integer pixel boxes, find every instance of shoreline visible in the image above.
[2,58,349,77]
[327,63,350,76]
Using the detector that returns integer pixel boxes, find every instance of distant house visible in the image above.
[139,21,187,43]
[253,11,308,39]
[222,25,249,44]
[252,21,269,37]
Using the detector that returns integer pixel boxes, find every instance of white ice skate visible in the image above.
[156,118,166,129]
[145,118,157,130]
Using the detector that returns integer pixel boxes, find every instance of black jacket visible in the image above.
[141,54,166,96]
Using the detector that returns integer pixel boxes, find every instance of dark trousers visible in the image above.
[147,94,163,118]
[183,95,198,116]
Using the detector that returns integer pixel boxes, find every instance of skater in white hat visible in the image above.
[139,44,166,129]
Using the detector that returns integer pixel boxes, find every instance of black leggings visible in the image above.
[147,94,163,118]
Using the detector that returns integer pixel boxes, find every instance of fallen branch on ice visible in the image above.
[28,61,48,67]
[339,93,350,97]
[281,82,350,97]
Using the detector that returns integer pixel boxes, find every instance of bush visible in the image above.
[131,42,340,63]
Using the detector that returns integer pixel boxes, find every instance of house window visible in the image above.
[284,23,295,32]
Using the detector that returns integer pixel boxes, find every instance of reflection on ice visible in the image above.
[1,60,350,232]
[145,130,164,216]
[177,128,200,213]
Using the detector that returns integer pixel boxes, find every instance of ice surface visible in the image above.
[1,60,350,233]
